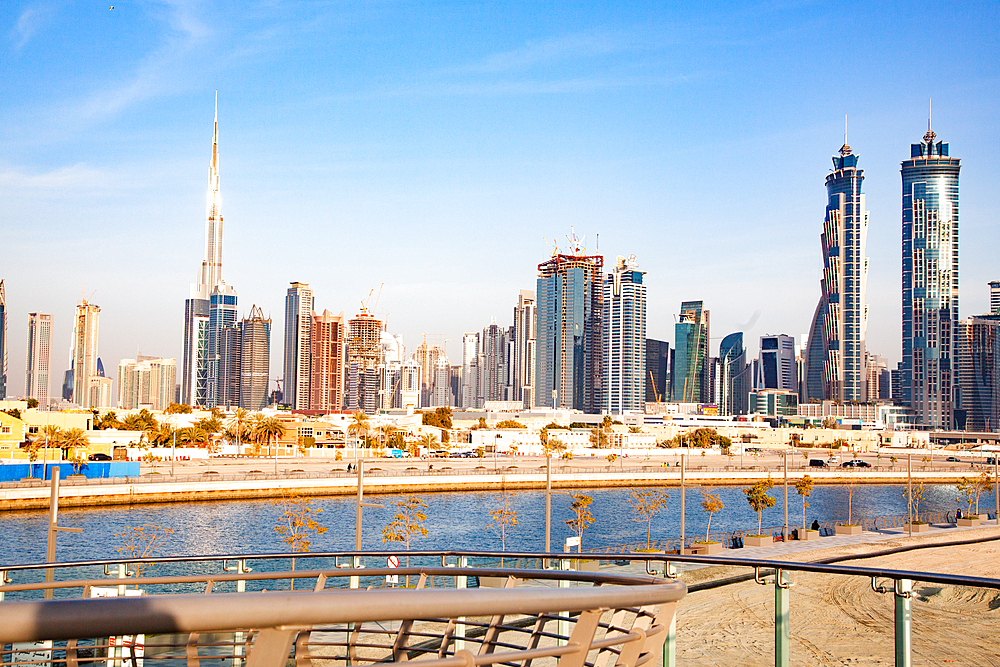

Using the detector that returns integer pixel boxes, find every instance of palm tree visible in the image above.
[227,408,251,452]
[58,428,90,458]
[256,416,285,474]
[420,433,439,454]
[347,412,370,458]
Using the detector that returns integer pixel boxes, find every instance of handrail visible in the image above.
[2,548,1000,591]
[0,576,686,644]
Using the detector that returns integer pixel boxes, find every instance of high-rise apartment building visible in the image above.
[415,341,444,408]
[479,322,507,403]
[901,120,961,429]
[719,332,750,415]
[118,356,177,411]
[603,256,646,414]
[219,306,271,411]
[310,310,344,412]
[956,315,1000,432]
[805,137,869,403]
[430,356,453,407]
[400,360,421,411]
[0,280,6,399]
[758,334,797,392]
[347,313,382,413]
[283,282,314,410]
[535,242,604,413]
[460,333,479,409]
[70,300,100,407]
[182,99,237,408]
[864,353,890,402]
[672,301,709,403]
[25,313,52,406]
[512,290,536,408]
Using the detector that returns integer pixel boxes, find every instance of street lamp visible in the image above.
[495,433,501,472]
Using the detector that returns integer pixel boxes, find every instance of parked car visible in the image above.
[946,456,961,462]
[809,459,829,468]
[841,459,871,468]
[88,453,112,461]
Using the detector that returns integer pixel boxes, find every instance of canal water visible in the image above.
[0,483,982,567]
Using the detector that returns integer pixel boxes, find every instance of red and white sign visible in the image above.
[386,555,399,568]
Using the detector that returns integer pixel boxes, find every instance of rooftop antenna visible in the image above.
[844,114,848,146]
[839,114,852,157]
[928,97,932,132]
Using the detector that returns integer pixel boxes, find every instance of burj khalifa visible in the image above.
[181,95,238,408]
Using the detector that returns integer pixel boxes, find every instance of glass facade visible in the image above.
[671,301,709,403]
[645,338,670,403]
[535,253,604,413]
[207,287,238,408]
[719,331,750,415]
[805,142,868,403]
[956,316,1000,432]
[901,127,960,429]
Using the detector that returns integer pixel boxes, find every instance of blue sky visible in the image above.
[2,0,998,393]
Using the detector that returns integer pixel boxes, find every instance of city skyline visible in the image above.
[2,2,999,392]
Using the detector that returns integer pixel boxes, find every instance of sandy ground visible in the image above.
[673,526,1000,666]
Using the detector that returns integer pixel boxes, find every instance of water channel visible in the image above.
[0,483,984,567]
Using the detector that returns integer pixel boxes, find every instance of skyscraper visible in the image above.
[70,300,100,407]
[460,332,479,409]
[182,97,237,408]
[310,310,345,412]
[901,118,960,429]
[719,332,750,415]
[535,238,604,412]
[990,281,1000,316]
[347,312,382,413]
[0,280,6,399]
[415,341,444,408]
[25,313,52,407]
[758,334,797,392]
[805,134,869,403]
[603,255,646,414]
[645,339,670,403]
[512,290,536,408]
[956,316,1000,432]
[283,282,314,409]
[672,301,709,403]
[479,321,507,403]
[219,306,271,411]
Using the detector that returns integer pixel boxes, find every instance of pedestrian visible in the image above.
[811,519,820,531]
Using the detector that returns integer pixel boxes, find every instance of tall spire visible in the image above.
[839,114,852,156]
[199,92,224,290]
[923,98,936,144]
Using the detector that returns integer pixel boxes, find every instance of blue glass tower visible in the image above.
[535,244,604,413]
[805,139,868,402]
[901,122,960,429]
[603,255,646,414]
[719,331,749,415]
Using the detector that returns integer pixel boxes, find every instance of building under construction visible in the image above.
[535,246,604,413]
[347,313,382,413]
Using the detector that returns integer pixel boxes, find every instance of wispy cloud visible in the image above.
[10,3,53,51]
[68,0,212,120]
[463,29,629,74]
[0,163,116,190]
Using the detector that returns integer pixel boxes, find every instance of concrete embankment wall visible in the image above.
[0,469,980,512]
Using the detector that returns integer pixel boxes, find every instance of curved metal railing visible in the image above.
[0,566,683,667]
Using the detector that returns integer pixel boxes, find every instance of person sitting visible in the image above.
[811,519,821,531]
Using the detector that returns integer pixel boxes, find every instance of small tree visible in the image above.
[542,437,566,458]
[382,496,429,572]
[744,479,776,536]
[589,428,609,449]
[904,482,928,521]
[565,493,595,545]
[114,523,175,582]
[627,489,669,549]
[957,473,993,516]
[606,453,618,466]
[844,467,858,525]
[795,475,814,531]
[700,490,724,542]
[486,491,518,562]
[272,492,328,553]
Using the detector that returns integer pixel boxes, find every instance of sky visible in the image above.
[2,0,999,397]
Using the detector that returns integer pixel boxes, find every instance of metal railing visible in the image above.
[0,564,682,667]
[2,546,1000,667]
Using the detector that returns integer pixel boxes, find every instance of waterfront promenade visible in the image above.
[0,452,994,510]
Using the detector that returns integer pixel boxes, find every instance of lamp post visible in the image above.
[494,433,501,472]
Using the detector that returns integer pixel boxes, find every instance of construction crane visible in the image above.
[359,283,385,317]
[648,369,661,403]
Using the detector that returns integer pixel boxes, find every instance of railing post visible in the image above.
[455,555,467,650]
[558,558,570,646]
[662,613,676,667]
[774,569,790,667]
[894,579,912,667]
[350,556,361,590]
[234,559,248,667]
